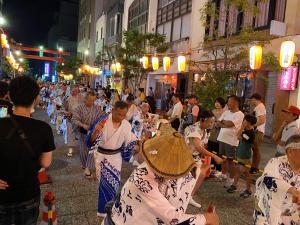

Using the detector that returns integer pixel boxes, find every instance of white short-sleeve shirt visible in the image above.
[217,110,245,147]
[254,103,266,134]
[171,102,183,119]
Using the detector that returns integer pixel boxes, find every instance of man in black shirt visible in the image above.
[0,76,55,225]
[0,81,13,117]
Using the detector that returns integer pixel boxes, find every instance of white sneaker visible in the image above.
[218,173,227,181]
[189,198,202,208]
[97,212,107,218]
[224,178,234,189]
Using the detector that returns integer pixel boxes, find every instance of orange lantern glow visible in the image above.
[152,57,159,71]
[163,56,170,72]
[280,41,295,68]
[111,63,116,74]
[178,55,186,72]
[249,45,262,70]
[142,56,149,69]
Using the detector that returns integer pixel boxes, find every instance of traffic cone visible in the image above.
[38,168,52,185]
[40,192,57,225]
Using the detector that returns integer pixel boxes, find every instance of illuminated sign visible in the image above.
[44,63,50,76]
[280,66,298,91]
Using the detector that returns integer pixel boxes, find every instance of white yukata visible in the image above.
[254,156,300,225]
[107,163,206,225]
[87,114,137,214]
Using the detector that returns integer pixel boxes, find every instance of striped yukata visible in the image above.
[86,113,137,215]
[72,103,102,170]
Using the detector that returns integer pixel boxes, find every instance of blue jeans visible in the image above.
[0,197,40,225]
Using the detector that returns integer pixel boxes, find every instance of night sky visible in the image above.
[3,0,60,47]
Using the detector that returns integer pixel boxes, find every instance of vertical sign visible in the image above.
[280,66,298,91]
[44,63,50,77]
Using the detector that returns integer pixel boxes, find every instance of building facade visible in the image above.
[77,0,100,65]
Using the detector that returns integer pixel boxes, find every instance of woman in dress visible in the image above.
[254,134,300,225]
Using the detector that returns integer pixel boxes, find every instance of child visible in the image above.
[227,114,257,198]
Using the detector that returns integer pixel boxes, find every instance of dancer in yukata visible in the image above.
[72,91,102,178]
[254,134,300,225]
[86,101,137,217]
[102,124,219,225]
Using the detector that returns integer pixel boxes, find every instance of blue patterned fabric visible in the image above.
[121,141,137,162]
[86,113,109,148]
[98,159,121,214]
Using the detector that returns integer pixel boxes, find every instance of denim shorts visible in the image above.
[219,142,237,160]
[0,197,40,225]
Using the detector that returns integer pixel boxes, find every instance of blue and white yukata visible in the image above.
[87,114,137,215]
[254,156,300,225]
[105,163,206,225]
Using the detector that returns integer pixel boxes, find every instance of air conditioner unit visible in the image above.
[270,20,286,36]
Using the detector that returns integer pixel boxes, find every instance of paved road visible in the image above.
[34,109,276,225]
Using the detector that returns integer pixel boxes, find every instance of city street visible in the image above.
[34,109,277,225]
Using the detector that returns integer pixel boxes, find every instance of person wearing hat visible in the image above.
[273,106,300,157]
[254,134,300,225]
[102,126,219,225]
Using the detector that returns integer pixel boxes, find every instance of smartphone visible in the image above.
[0,106,8,118]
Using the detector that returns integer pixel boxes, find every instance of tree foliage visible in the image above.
[116,30,169,92]
[194,0,279,109]
[56,56,83,80]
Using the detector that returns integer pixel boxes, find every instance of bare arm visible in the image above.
[256,115,266,127]
[192,138,223,164]
[40,152,53,168]
[273,122,286,143]
[219,120,235,128]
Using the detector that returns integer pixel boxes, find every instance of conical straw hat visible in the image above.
[142,128,196,179]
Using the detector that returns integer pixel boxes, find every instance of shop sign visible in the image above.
[280,66,298,91]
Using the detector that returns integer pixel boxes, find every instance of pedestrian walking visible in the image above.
[86,101,137,217]
[72,91,102,178]
[0,76,55,225]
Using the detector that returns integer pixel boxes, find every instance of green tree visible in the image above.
[116,30,169,92]
[194,0,280,109]
[56,56,83,81]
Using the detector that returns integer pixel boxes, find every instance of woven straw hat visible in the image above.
[142,125,196,179]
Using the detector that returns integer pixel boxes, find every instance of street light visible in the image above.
[0,16,5,26]
[19,58,24,62]
[15,50,21,56]
[58,47,63,52]
[39,46,44,50]
[84,50,89,56]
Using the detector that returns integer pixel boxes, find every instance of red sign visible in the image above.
[280,66,298,91]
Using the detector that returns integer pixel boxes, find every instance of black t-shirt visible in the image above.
[0,99,13,116]
[241,129,256,144]
[0,115,55,204]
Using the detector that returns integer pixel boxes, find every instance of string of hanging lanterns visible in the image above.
[249,40,296,70]
[140,54,187,72]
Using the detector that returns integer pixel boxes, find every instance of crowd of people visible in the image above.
[0,76,300,225]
